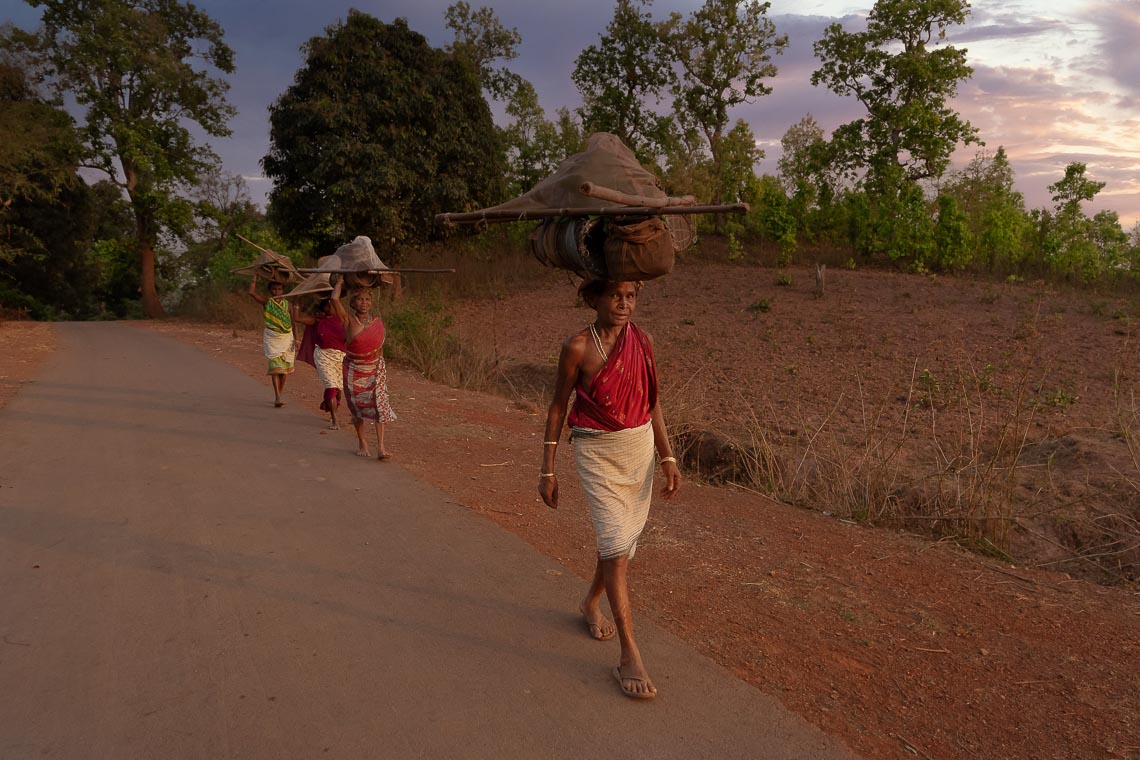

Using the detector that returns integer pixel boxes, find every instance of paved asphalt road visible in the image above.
[0,323,856,759]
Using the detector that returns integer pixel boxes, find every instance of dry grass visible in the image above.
[662,358,1139,581]
[177,285,263,331]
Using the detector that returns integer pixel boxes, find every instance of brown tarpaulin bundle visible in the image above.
[285,236,397,299]
[470,133,697,281]
[480,133,679,214]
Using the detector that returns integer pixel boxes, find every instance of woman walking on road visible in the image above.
[539,279,681,700]
[295,297,348,429]
[248,274,295,407]
[330,279,396,459]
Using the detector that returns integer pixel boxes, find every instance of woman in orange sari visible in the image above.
[330,280,395,459]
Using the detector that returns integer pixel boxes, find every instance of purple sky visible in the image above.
[4,0,1138,227]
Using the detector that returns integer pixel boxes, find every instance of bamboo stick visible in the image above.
[235,234,281,258]
[294,268,456,274]
[436,202,748,226]
[578,182,696,208]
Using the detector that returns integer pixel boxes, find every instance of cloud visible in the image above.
[1084,1,1140,97]
[949,16,1066,44]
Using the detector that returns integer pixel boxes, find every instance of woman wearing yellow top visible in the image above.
[248,273,296,407]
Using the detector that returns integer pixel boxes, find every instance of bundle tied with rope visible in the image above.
[230,236,302,284]
[284,236,456,300]
[436,133,738,282]
[283,236,400,299]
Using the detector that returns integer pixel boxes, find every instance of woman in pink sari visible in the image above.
[539,279,681,700]
[330,280,396,459]
[295,298,348,429]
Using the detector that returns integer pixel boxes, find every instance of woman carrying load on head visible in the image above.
[248,273,295,407]
[539,278,681,701]
[295,297,348,429]
[330,278,395,460]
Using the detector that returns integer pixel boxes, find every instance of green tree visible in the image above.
[661,0,786,212]
[850,166,934,266]
[501,80,564,196]
[811,0,980,186]
[715,119,763,205]
[777,113,848,241]
[7,0,236,317]
[1041,162,1110,279]
[932,193,971,270]
[1088,209,1128,271]
[263,12,506,259]
[173,170,262,290]
[444,1,522,101]
[776,113,828,199]
[0,40,83,264]
[1049,162,1105,218]
[660,124,714,210]
[747,174,796,258]
[572,0,673,164]
[1,177,138,319]
[944,147,1029,271]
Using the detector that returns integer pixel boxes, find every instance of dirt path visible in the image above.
[142,319,1140,760]
[0,321,56,410]
[0,322,852,760]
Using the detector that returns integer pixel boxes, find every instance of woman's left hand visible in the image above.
[660,460,681,499]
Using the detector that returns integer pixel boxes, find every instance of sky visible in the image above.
[3,0,1139,227]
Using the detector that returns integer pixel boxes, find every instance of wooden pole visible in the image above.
[435,202,748,227]
[294,268,456,274]
[578,182,696,208]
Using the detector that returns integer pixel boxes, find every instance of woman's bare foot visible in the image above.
[329,421,340,430]
[355,446,371,457]
[613,661,656,699]
[579,600,615,641]
[377,450,393,461]
[274,400,284,408]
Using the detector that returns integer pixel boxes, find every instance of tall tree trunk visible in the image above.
[122,161,165,318]
[136,217,165,318]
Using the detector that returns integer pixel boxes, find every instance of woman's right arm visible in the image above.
[538,335,583,509]
[329,280,349,322]
[247,274,267,305]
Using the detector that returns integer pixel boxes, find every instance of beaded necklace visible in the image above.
[588,322,609,363]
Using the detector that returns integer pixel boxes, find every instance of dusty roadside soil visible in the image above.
[139,318,1139,760]
[0,321,56,410]
[444,260,1140,582]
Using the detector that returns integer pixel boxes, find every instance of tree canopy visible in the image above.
[6,0,236,317]
[661,0,786,208]
[263,11,506,260]
[444,1,522,102]
[572,0,673,164]
[811,0,979,186]
[0,41,83,264]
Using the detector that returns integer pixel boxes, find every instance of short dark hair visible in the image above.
[577,278,609,305]
[577,278,642,307]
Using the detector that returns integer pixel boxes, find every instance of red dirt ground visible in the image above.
[445,259,1140,583]
[0,321,56,411]
[139,274,1139,760]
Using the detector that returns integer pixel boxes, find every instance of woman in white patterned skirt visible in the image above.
[539,279,681,700]
[295,298,347,429]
